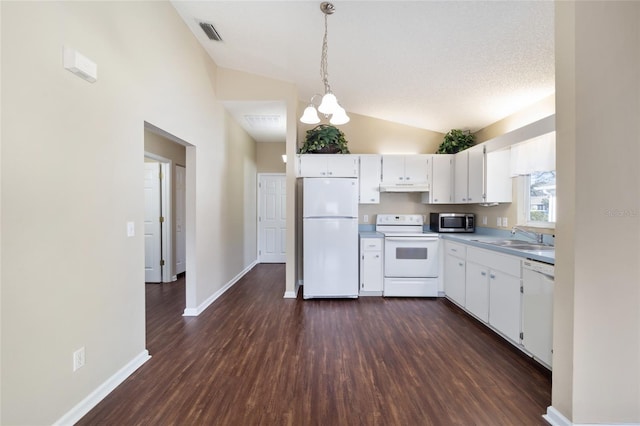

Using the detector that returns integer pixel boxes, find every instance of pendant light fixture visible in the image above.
[300,2,350,125]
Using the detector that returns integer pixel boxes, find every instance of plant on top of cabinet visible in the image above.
[436,129,475,154]
[299,124,350,154]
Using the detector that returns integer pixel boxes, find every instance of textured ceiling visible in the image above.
[171,1,555,141]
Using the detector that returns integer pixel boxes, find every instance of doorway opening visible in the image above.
[143,122,193,319]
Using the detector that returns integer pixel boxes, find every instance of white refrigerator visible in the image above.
[303,177,359,299]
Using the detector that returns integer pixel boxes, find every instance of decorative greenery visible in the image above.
[436,129,475,154]
[299,124,350,154]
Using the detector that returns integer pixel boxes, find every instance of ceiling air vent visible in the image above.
[199,22,223,41]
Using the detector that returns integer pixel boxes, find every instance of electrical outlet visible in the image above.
[502,217,508,227]
[73,347,85,371]
[496,217,502,227]
[482,216,487,225]
[363,214,369,223]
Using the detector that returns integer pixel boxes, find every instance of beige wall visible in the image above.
[0,1,259,424]
[298,104,444,155]
[554,2,640,423]
[257,142,286,173]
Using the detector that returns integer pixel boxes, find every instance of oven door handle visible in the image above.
[385,237,438,242]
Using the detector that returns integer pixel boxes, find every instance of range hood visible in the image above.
[379,183,431,193]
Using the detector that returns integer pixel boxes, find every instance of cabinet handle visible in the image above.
[375,255,380,258]
[328,172,333,176]
[481,271,487,276]
[399,177,404,180]
[370,198,375,202]
[458,262,463,266]
[451,248,457,252]
[406,177,411,180]
[490,274,496,279]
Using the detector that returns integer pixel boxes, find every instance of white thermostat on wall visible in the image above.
[63,46,97,83]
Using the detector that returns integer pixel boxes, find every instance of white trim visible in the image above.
[183,261,258,316]
[284,280,302,298]
[543,406,572,426]
[542,406,639,426]
[53,350,151,426]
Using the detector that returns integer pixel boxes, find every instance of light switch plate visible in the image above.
[482,216,487,225]
[496,217,502,227]
[363,214,369,223]
[502,217,508,227]
[127,221,135,237]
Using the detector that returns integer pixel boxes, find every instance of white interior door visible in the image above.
[144,162,162,282]
[175,165,186,274]
[258,174,286,263]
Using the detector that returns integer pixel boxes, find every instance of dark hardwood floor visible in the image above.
[78,264,551,425]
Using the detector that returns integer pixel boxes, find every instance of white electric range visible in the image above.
[376,214,440,297]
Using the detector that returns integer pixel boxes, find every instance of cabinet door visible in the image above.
[489,270,521,343]
[467,147,484,203]
[430,154,453,203]
[299,155,328,177]
[359,155,381,204]
[465,262,489,322]
[522,270,553,367]
[327,155,359,177]
[454,151,469,203]
[444,254,466,306]
[404,155,430,184]
[485,149,512,203]
[381,155,406,183]
[362,251,383,292]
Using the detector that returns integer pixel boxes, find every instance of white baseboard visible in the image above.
[542,406,639,426]
[183,260,258,316]
[283,280,301,299]
[53,350,151,426]
[544,407,572,426]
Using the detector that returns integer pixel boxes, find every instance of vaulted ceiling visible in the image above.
[171,1,555,142]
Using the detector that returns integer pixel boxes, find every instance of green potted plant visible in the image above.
[299,124,350,154]
[436,129,475,154]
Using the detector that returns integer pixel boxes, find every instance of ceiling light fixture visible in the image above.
[300,2,350,126]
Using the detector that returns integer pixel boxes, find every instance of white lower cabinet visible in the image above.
[465,262,490,322]
[467,246,522,342]
[444,255,466,306]
[444,240,528,354]
[359,237,383,295]
[488,269,522,343]
[443,241,466,306]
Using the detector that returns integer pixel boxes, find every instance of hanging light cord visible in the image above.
[320,12,331,95]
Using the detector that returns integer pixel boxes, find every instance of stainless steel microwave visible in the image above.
[430,213,475,233]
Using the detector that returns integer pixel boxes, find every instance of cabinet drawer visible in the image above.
[361,238,382,251]
[466,246,521,277]
[445,240,467,258]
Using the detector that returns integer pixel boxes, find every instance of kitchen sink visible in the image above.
[471,239,555,251]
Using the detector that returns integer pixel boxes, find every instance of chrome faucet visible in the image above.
[511,226,545,244]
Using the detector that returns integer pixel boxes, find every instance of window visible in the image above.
[526,171,556,224]
[511,132,556,227]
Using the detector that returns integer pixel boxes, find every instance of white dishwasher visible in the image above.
[522,259,555,369]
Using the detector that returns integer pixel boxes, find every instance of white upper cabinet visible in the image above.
[422,154,453,204]
[484,149,512,203]
[454,147,484,203]
[359,155,381,204]
[298,154,359,178]
[381,155,430,185]
[426,154,453,204]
